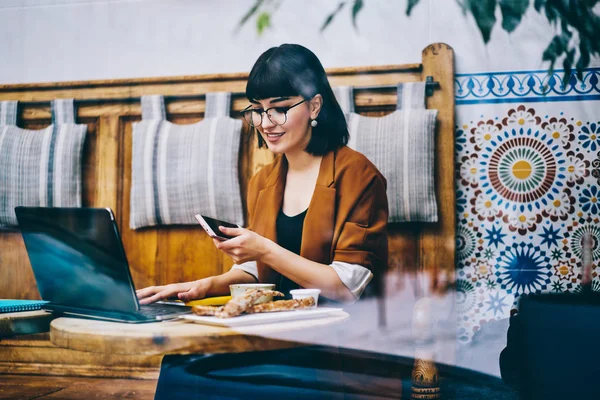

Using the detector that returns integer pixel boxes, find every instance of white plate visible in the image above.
[181,307,343,327]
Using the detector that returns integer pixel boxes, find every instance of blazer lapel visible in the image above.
[254,156,286,283]
[300,150,336,264]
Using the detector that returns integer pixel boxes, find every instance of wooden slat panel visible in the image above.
[419,43,456,284]
[161,227,224,284]
[118,119,158,290]
[358,110,421,279]
[17,91,408,121]
[0,64,421,91]
[0,71,421,105]
[0,333,161,379]
[388,225,420,273]
[0,120,52,299]
[0,231,39,300]
[87,116,121,211]
[0,374,158,396]
[79,118,99,207]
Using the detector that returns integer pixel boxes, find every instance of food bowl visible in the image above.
[229,283,276,304]
[289,288,321,309]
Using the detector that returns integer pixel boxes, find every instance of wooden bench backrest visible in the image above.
[0,43,455,299]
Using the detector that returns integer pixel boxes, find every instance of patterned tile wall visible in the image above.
[454,68,600,343]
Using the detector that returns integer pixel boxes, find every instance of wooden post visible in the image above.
[420,43,456,286]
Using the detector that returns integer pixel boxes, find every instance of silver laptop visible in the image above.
[15,206,191,323]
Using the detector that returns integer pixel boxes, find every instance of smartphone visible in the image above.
[194,214,240,241]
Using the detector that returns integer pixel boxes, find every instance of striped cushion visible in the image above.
[337,83,438,222]
[0,99,87,227]
[130,94,244,229]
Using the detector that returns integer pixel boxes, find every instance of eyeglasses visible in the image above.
[240,99,307,128]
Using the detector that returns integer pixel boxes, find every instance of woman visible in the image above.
[137,44,388,304]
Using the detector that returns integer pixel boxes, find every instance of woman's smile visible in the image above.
[263,130,287,145]
[265,131,285,138]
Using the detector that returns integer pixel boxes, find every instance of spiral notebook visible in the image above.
[0,300,49,314]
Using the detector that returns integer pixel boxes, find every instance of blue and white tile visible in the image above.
[455,67,600,342]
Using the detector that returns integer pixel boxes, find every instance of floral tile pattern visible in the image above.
[455,68,600,343]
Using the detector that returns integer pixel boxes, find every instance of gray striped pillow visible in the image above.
[0,99,87,227]
[130,94,244,229]
[338,83,438,222]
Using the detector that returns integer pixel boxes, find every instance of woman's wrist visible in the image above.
[259,237,281,266]
[200,276,215,297]
[206,270,245,297]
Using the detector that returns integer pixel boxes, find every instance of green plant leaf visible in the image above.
[560,19,572,39]
[456,0,469,14]
[406,0,421,16]
[469,0,498,43]
[499,0,529,33]
[542,33,567,61]
[543,1,558,24]
[576,39,591,80]
[555,0,583,32]
[542,0,600,82]
[575,6,600,51]
[562,48,575,86]
[256,12,271,35]
[534,0,547,12]
[237,0,599,83]
[238,0,264,30]
[321,1,346,32]
[351,0,364,29]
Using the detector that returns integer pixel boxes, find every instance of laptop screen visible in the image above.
[16,207,139,313]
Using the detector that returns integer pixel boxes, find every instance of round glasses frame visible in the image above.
[240,99,307,128]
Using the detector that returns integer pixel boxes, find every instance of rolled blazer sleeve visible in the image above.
[333,174,389,274]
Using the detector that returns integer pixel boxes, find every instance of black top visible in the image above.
[275,208,307,298]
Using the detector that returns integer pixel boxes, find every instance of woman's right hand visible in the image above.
[136,278,213,305]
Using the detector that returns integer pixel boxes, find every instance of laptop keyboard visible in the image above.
[138,304,190,317]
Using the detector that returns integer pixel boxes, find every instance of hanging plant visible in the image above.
[238,0,600,80]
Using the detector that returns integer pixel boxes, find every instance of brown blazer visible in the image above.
[246,145,389,285]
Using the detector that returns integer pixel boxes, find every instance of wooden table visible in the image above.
[1,309,348,379]
[49,311,350,356]
[0,310,54,338]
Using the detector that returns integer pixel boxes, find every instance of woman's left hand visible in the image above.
[213,226,272,264]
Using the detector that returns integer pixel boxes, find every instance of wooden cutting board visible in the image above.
[50,310,349,356]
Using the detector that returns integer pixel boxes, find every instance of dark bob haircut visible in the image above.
[245,44,349,156]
